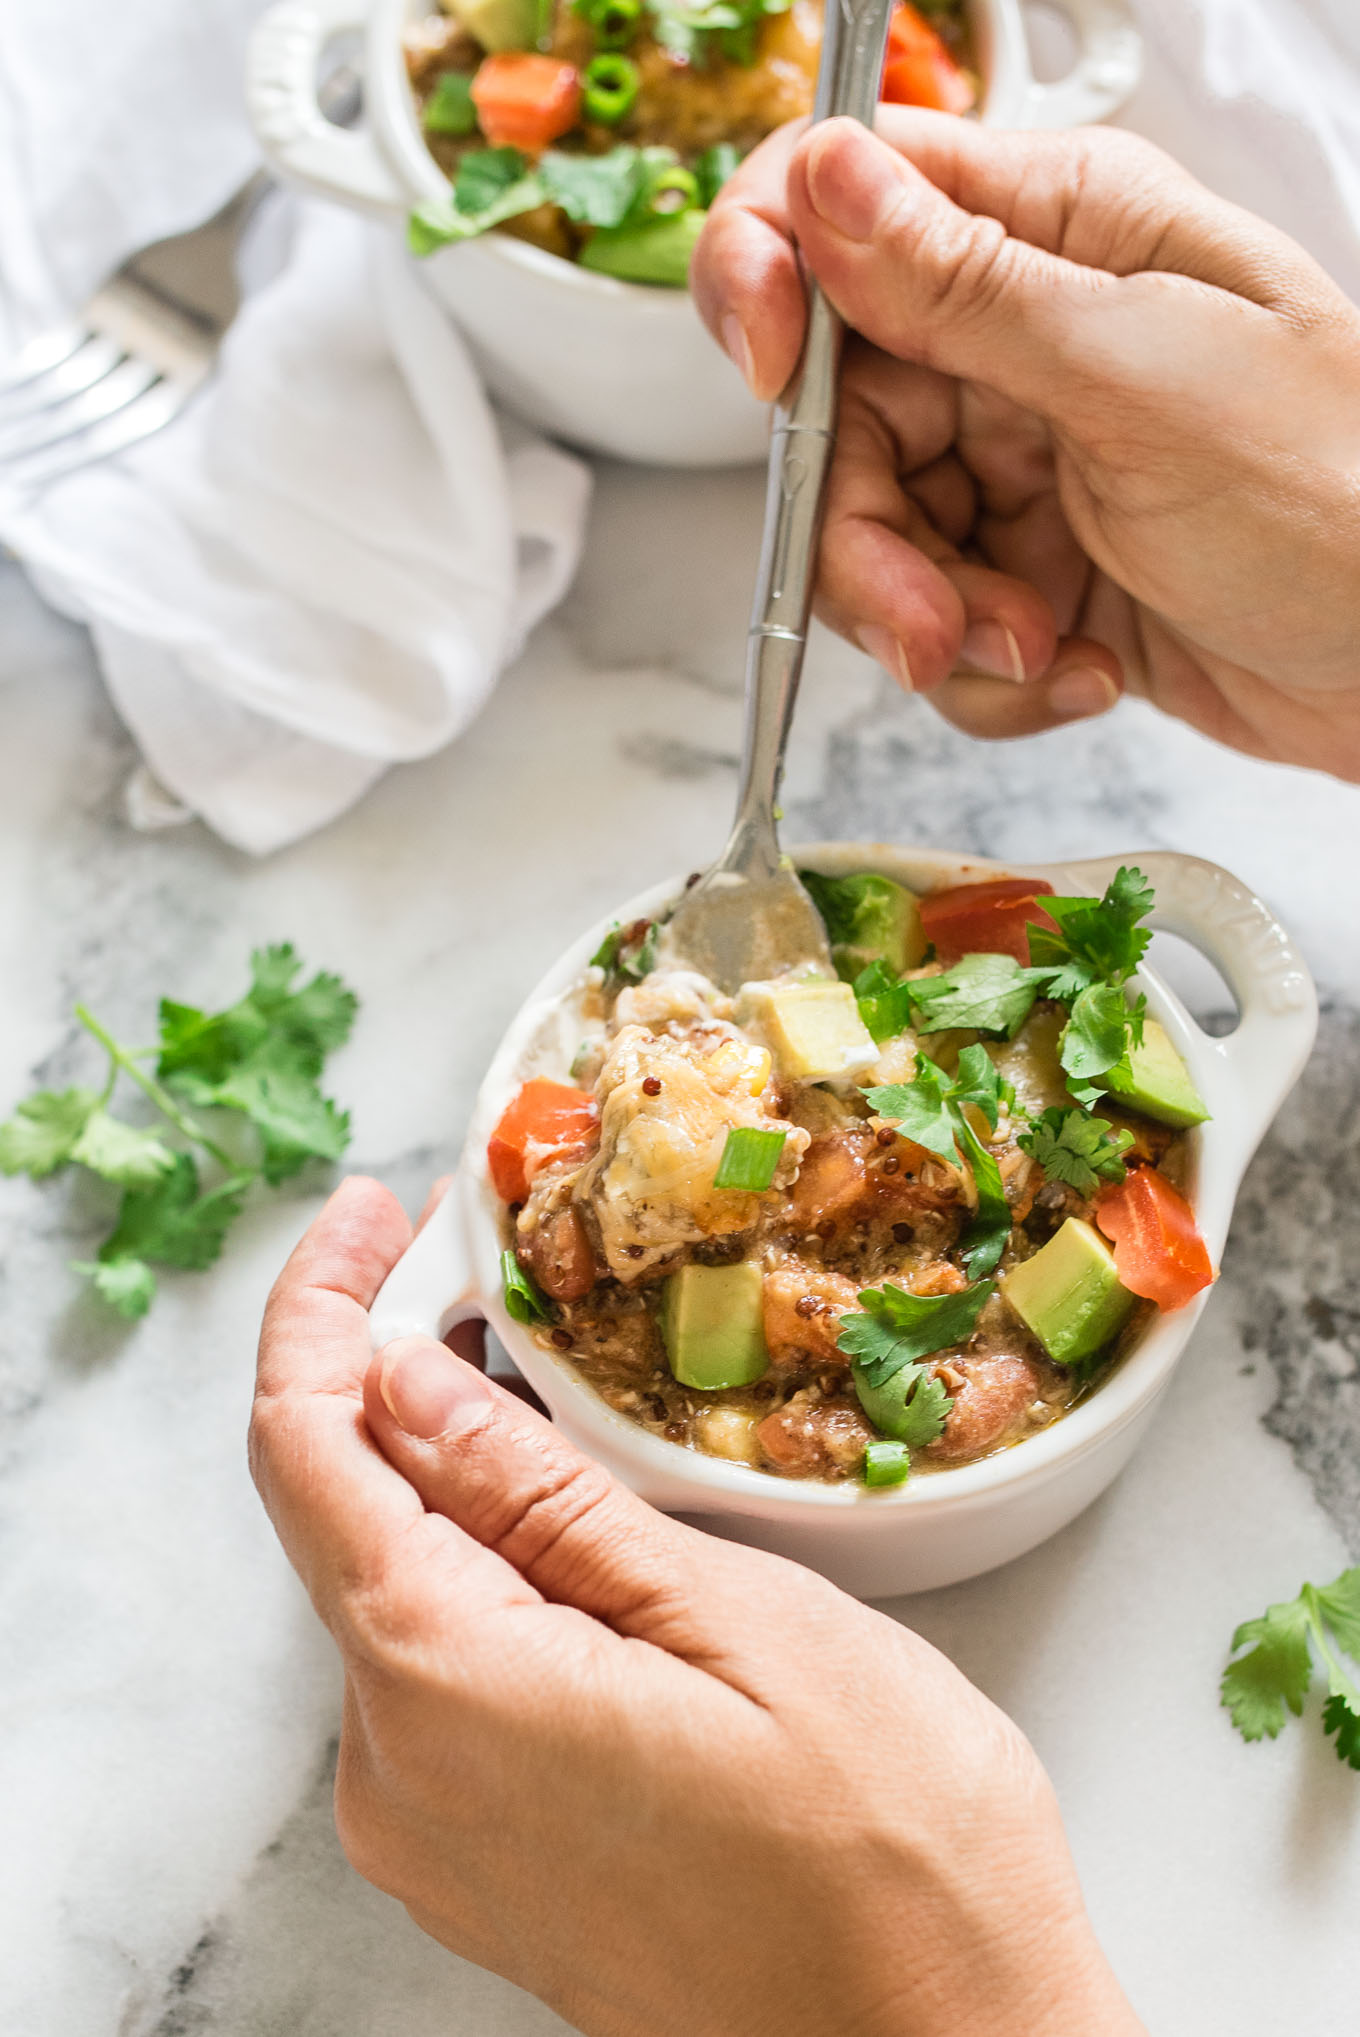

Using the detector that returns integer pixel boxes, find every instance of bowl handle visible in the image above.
[1021,0,1143,130]
[368,1176,485,1351]
[247,0,408,214]
[1058,851,1318,1168]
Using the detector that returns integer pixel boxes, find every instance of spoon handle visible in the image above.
[720,0,897,882]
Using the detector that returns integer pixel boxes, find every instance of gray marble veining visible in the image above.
[3,452,1360,2037]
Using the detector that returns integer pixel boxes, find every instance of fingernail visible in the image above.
[1047,669,1119,720]
[720,311,755,386]
[806,124,899,243]
[379,1336,495,1442]
[856,623,914,692]
[960,621,1026,684]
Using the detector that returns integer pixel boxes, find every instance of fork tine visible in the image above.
[0,356,161,462]
[0,323,89,394]
[0,333,127,419]
[0,379,190,496]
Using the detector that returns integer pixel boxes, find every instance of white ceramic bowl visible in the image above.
[370,845,1316,1597]
[247,0,1142,465]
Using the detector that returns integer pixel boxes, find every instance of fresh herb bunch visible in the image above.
[1222,1567,1360,1767]
[0,945,357,1320]
[865,1045,1014,1277]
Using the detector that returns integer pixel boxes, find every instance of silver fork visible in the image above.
[0,65,359,495]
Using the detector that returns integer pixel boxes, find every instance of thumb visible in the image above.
[364,1335,826,1666]
[788,119,1121,421]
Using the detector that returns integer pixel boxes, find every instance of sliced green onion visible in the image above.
[501,1247,550,1325]
[695,142,740,208]
[864,1440,912,1487]
[423,71,478,137]
[583,52,640,125]
[713,1125,787,1192]
[583,0,642,47]
[639,163,700,219]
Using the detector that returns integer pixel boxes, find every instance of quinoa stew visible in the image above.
[405,1,976,282]
[489,865,1217,1490]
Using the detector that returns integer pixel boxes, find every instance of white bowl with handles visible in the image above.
[246,0,1142,466]
[370,845,1316,1598]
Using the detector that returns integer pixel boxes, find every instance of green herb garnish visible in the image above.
[863,1440,912,1488]
[647,0,789,65]
[713,1125,786,1192]
[865,1045,1014,1277]
[590,917,658,985]
[501,1247,551,1325]
[695,141,740,207]
[1027,868,1153,1104]
[908,951,1050,1040]
[1018,1107,1134,1196]
[0,945,356,1318]
[1222,1567,1360,1767]
[423,71,478,137]
[838,1278,993,1388]
[852,961,916,1044]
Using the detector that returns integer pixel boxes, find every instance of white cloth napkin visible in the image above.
[0,0,590,855]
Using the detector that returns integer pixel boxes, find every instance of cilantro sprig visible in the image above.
[1028,868,1153,1104]
[865,1045,1014,1277]
[0,945,357,1319]
[838,1279,993,1463]
[1222,1567,1360,1767]
[908,952,1051,1040]
[1017,1107,1134,1197]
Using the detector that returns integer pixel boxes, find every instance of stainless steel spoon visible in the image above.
[663,0,896,993]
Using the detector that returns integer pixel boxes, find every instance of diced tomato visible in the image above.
[1095,1167,1215,1312]
[919,877,1058,965]
[470,55,581,154]
[486,1079,598,1205]
[880,4,976,115]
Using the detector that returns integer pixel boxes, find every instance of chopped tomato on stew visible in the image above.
[487,1078,598,1205]
[880,4,975,114]
[1095,1167,1215,1311]
[919,877,1058,965]
[471,55,582,154]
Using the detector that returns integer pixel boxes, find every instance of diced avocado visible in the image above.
[739,980,877,1082]
[800,870,927,981]
[1002,1218,1137,1365]
[1100,1018,1209,1129]
[449,0,538,53]
[660,1262,768,1391]
[852,1361,925,1442]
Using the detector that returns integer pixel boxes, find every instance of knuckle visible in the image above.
[489,1443,618,1573]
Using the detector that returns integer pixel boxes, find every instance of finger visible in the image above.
[925,639,1123,740]
[817,343,1060,689]
[365,1335,835,1689]
[251,1177,538,1634]
[415,1174,453,1234]
[691,119,808,401]
[783,120,1308,427]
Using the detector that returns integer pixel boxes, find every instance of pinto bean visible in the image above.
[762,1261,860,1370]
[924,1353,1043,1465]
[756,1398,874,1477]
[520,1208,597,1304]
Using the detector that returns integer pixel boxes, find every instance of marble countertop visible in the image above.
[3,457,1360,2037]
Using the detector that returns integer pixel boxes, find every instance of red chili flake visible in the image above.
[642,1075,662,1096]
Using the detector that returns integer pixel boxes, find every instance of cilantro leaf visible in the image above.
[909,953,1049,1039]
[853,961,915,1044]
[837,1278,994,1388]
[1028,866,1154,986]
[952,1043,1011,1131]
[72,1255,157,1320]
[1222,1596,1314,1742]
[891,1369,954,1448]
[1061,981,1133,1086]
[211,1050,351,1185]
[1018,1107,1134,1196]
[69,1109,178,1189]
[540,146,654,227]
[590,919,659,987]
[954,1118,1011,1278]
[864,1060,958,1165]
[866,1046,1014,1261]
[408,148,545,252]
[1222,1567,1360,1766]
[0,1087,99,1177]
[98,1154,252,1273]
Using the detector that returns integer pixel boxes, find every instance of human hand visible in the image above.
[692,113,1360,777]
[252,1177,1145,2037]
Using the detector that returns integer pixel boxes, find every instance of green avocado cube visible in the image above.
[1100,1018,1209,1129]
[660,1262,769,1391]
[451,0,539,51]
[1002,1218,1137,1365]
[800,871,927,982]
